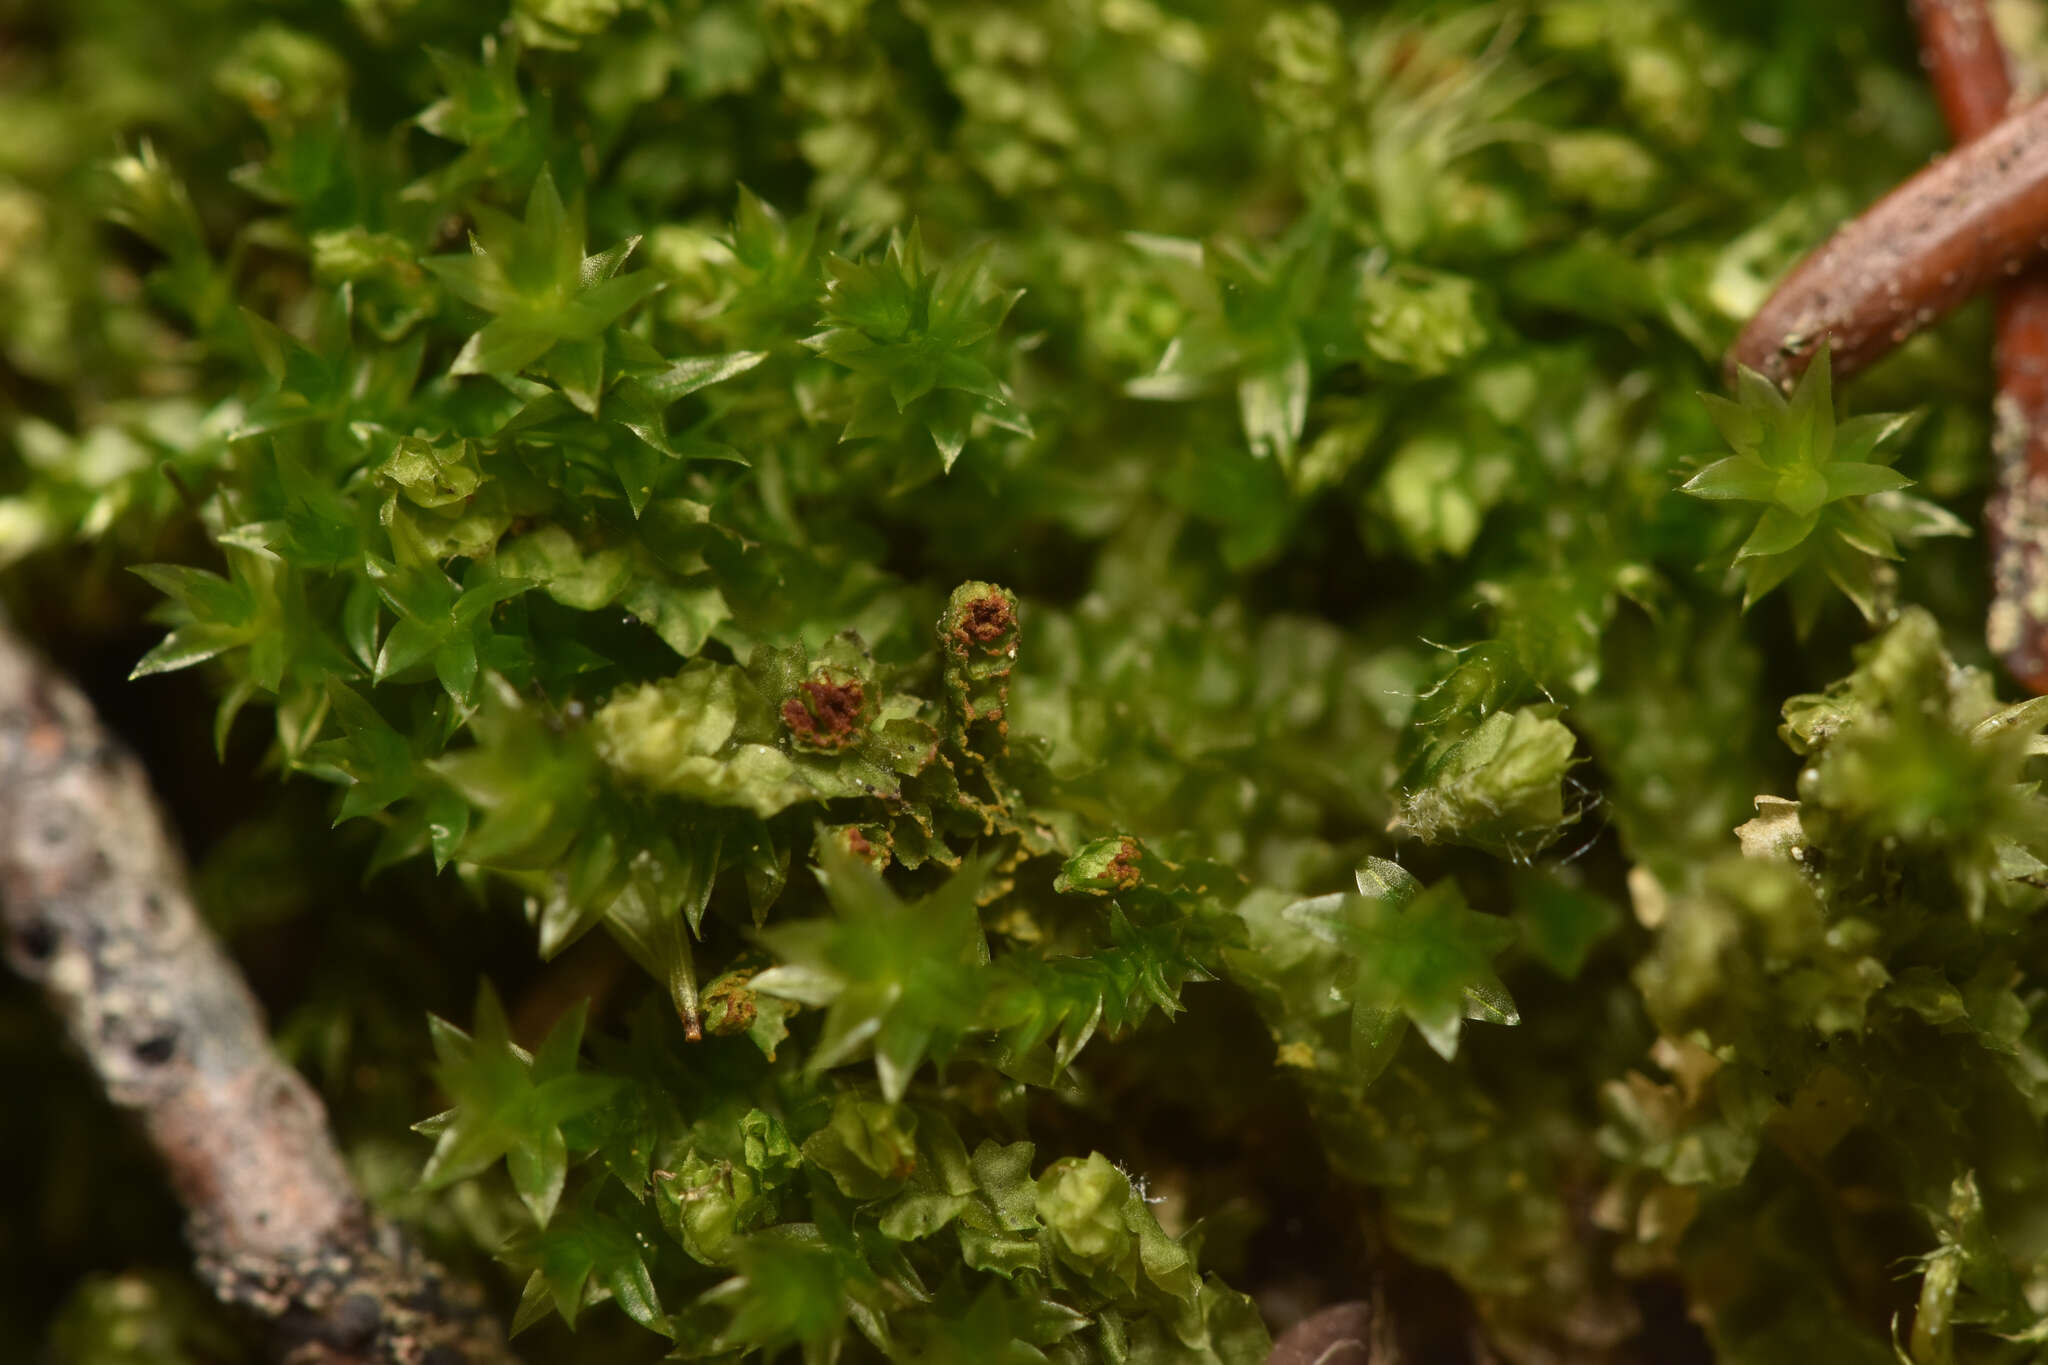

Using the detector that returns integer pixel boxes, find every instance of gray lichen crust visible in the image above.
[0,619,514,1365]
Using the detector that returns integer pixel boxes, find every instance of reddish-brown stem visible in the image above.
[1912,0,2048,690]
[1913,0,2013,134]
[1726,91,2048,390]
[0,619,516,1364]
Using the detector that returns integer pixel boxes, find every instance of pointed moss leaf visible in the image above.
[1699,392,1763,455]
[450,320,557,378]
[1355,856,1423,908]
[128,559,270,678]
[129,622,251,678]
[1820,462,1913,502]
[507,1126,569,1230]
[546,335,604,414]
[580,235,639,287]
[1350,1003,1406,1085]
[1739,547,1804,609]
[927,395,971,471]
[1683,455,1777,502]
[1738,503,1820,559]
[1870,489,1970,540]
[1461,977,1519,1026]
[1237,331,1309,463]
[1734,364,1788,417]
[521,1205,669,1335]
[510,1270,554,1338]
[746,962,840,1007]
[603,830,720,1032]
[643,349,769,401]
[1834,409,1920,464]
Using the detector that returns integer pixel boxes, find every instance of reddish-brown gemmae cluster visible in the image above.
[948,591,1015,653]
[781,676,866,750]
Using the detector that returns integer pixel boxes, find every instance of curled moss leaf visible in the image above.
[593,662,809,818]
[801,1094,919,1201]
[1394,706,1580,860]
[1055,836,1144,895]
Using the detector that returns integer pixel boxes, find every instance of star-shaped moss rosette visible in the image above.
[749,841,995,1101]
[423,168,663,412]
[1124,214,1337,473]
[1281,858,1518,1083]
[802,223,1032,473]
[413,982,619,1228]
[1682,345,1965,630]
[1773,607,2048,923]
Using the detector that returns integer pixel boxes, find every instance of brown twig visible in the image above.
[1913,0,2014,135]
[0,618,515,1364]
[1725,91,2048,391]
[1730,4,2048,692]
[1912,0,2048,690]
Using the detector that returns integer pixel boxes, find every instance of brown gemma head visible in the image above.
[1106,839,1141,891]
[701,972,759,1037]
[781,676,866,751]
[951,593,1015,652]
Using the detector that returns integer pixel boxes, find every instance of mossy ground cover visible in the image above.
[6,1,2048,1361]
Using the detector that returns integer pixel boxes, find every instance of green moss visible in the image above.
[9,0,2048,1361]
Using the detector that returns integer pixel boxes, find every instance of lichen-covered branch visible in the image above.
[0,618,513,1365]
